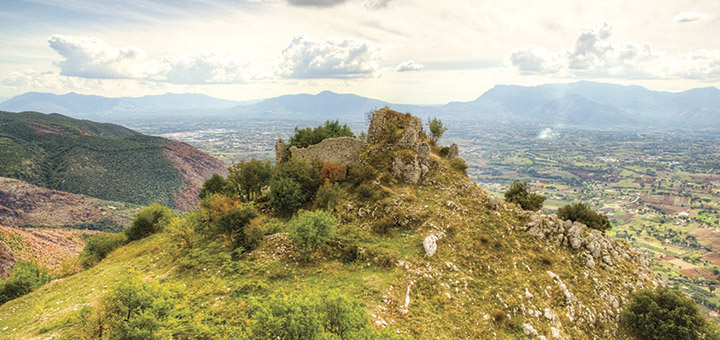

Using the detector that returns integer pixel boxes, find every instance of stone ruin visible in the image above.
[275,108,449,184]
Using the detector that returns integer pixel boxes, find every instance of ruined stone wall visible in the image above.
[288,137,366,166]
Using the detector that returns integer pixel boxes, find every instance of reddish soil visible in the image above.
[660,255,677,261]
[691,228,720,251]
[27,123,67,136]
[0,225,97,278]
[163,140,228,211]
[680,268,718,282]
[0,177,132,228]
[702,253,720,266]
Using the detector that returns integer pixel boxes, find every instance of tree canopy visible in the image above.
[289,120,355,148]
[504,180,546,211]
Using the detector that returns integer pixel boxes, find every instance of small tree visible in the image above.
[288,210,337,261]
[621,287,719,340]
[428,117,447,143]
[289,120,355,148]
[125,204,174,241]
[227,159,273,201]
[269,177,304,215]
[199,174,236,199]
[557,202,611,232]
[504,180,545,211]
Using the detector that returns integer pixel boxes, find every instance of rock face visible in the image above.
[288,137,365,167]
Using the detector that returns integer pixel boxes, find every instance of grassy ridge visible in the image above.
[0,111,184,208]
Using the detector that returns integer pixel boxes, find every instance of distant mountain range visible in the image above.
[2,81,720,128]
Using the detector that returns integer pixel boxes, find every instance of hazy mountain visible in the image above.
[440,81,720,127]
[3,82,720,128]
[0,92,242,122]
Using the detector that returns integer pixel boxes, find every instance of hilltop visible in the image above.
[0,111,227,210]
[0,109,667,339]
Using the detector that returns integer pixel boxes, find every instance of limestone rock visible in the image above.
[275,138,289,165]
[448,143,459,158]
[392,157,422,184]
[423,232,445,257]
[523,323,538,336]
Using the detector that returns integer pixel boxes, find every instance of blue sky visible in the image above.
[1,0,719,104]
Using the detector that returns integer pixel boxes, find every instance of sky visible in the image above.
[1,0,719,104]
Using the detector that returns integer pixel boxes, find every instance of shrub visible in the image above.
[504,180,545,211]
[79,232,128,269]
[557,202,611,232]
[198,174,236,199]
[247,291,407,340]
[439,146,450,157]
[269,176,304,215]
[320,162,346,183]
[274,158,321,200]
[125,203,174,241]
[449,158,468,174]
[289,120,355,148]
[76,272,176,339]
[341,245,360,264]
[288,210,337,261]
[621,287,719,340]
[227,159,273,201]
[347,163,377,186]
[0,260,52,304]
[201,194,263,251]
[316,181,341,211]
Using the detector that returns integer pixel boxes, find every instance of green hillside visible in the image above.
[0,110,684,339]
[0,111,223,210]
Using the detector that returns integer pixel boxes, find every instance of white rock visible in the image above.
[523,323,538,336]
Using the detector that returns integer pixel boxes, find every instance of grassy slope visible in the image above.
[0,152,655,340]
[0,111,185,208]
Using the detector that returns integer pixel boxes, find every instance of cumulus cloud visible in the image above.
[277,34,385,79]
[673,12,708,23]
[49,34,152,79]
[47,35,265,84]
[161,53,267,84]
[287,0,348,7]
[508,22,720,81]
[395,60,423,72]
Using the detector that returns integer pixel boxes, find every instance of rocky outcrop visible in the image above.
[367,109,423,148]
[448,143,459,158]
[288,137,365,167]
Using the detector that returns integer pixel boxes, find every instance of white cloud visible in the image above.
[673,12,708,23]
[508,22,720,81]
[287,0,348,7]
[47,35,266,84]
[277,34,385,79]
[48,34,152,79]
[395,60,423,72]
[364,0,391,10]
[161,53,267,84]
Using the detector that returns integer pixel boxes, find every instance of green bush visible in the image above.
[439,146,450,157]
[289,120,355,148]
[288,210,337,261]
[269,176,304,215]
[274,158,321,200]
[504,180,545,211]
[201,194,264,251]
[621,287,720,340]
[125,203,174,241]
[0,260,52,304]
[79,232,128,269]
[247,292,406,340]
[74,272,176,339]
[316,181,341,211]
[449,158,468,175]
[557,202,612,232]
[228,159,273,201]
[199,174,237,199]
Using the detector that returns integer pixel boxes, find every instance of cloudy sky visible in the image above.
[1,0,719,104]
